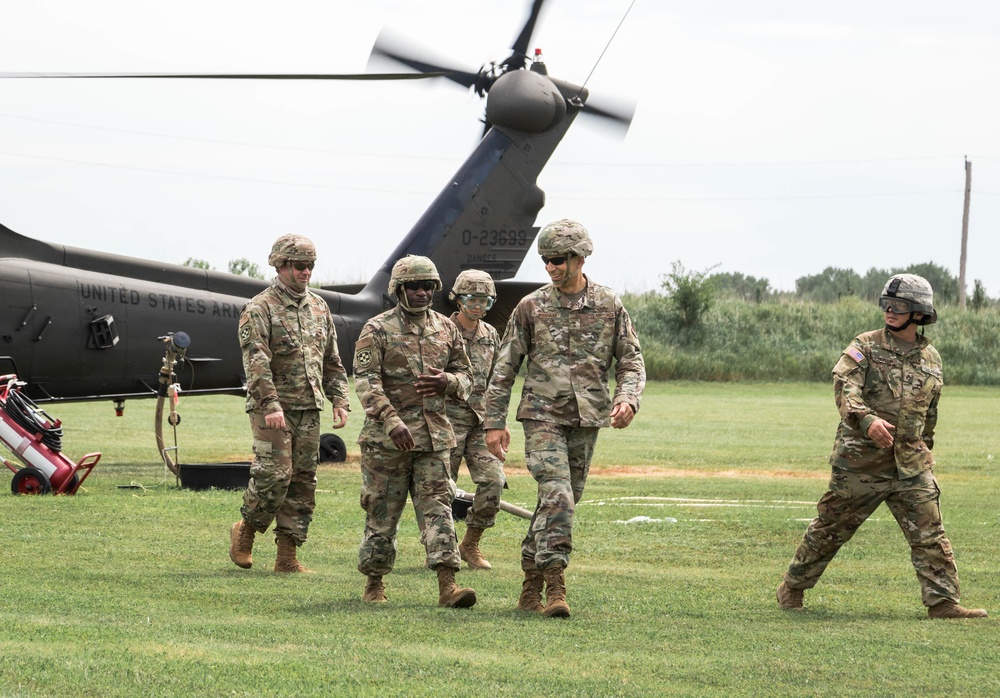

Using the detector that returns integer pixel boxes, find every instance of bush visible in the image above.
[659,261,717,345]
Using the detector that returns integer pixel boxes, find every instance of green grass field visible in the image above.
[1,382,998,697]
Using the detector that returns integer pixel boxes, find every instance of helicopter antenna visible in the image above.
[574,0,637,97]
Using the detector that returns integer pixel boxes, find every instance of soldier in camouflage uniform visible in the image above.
[484,219,645,618]
[229,234,350,574]
[444,270,508,570]
[354,255,478,608]
[778,274,987,619]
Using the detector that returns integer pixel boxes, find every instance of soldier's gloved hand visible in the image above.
[486,428,510,462]
[867,418,895,449]
[331,407,349,429]
[264,409,286,430]
[390,424,416,451]
[610,402,635,429]
[415,366,449,396]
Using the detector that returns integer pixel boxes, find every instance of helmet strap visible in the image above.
[277,265,308,294]
[397,290,430,315]
[554,256,586,293]
[886,313,915,333]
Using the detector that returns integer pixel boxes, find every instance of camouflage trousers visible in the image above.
[358,442,461,576]
[783,467,960,607]
[520,419,600,571]
[448,417,505,529]
[241,409,320,546]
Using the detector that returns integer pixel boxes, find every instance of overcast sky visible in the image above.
[2,1,999,298]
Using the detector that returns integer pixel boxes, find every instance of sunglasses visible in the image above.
[879,297,913,314]
[290,261,315,272]
[541,254,571,266]
[403,280,437,292]
[459,294,495,310]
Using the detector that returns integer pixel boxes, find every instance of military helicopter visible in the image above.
[0,0,632,416]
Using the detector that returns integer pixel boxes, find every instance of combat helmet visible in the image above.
[449,269,496,303]
[880,273,937,325]
[268,234,317,268]
[537,219,594,258]
[388,255,442,296]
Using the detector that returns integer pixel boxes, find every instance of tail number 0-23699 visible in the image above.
[463,229,530,247]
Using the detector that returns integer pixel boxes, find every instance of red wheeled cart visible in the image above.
[0,375,100,495]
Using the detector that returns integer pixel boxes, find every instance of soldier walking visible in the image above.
[229,234,350,573]
[354,255,478,608]
[777,274,988,619]
[444,270,508,570]
[484,220,645,618]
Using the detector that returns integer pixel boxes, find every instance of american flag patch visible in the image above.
[847,347,865,363]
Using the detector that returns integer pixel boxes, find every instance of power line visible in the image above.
[6,148,997,200]
[0,112,456,162]
[4,112,997,169]
[0,148,432,194]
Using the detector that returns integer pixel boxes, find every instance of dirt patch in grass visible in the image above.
[319,461,826,479]
[591,465,827,479]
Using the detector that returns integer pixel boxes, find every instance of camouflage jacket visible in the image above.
[354,306,472,451]
[238,278,350,414]
[484,277,645,428]
[829,328,943,478]
[445,312,500,426]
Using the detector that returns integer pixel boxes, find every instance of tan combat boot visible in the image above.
[229,520,255,569]
[436,567,477,608]
[928,601,988,619]
[776,582,804,611]
[363,575,387,603]
[274,536,314,573]
[517,568,545,612]
[542,566,570,618]
[458,526,492,570]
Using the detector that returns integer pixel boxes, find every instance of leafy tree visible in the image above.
[660,261,717,343]
[183,258,214,271]
[796,262,960,305]
[859,267,893,302]
[228,258,265,279]
[899,261,958,304]
[970,279,989,312]
[709,271,772,303]
[795,267,863,302]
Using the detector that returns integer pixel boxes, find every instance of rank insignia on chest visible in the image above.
[355,348,373,369]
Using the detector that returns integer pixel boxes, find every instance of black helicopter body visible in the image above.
[0,0,631,408]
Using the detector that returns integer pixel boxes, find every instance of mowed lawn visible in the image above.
[1,382,997,697]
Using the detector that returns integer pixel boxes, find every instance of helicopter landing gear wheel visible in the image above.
[319,433,347,463]
[11,466,52,495]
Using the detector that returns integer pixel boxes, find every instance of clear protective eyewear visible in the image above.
[879,296,913,314]
[458,294,495,310]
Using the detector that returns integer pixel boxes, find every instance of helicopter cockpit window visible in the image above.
[88,314,119,349]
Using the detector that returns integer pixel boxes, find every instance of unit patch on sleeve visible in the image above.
[238,322,252,346]
[354,348,372,369]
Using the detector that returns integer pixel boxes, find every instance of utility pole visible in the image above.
[959,157,971,309]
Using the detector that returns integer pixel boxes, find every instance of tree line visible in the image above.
[677,261,992,310]
[625,260,1000,385]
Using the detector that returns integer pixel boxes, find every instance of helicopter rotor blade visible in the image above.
[368,34,482,91]
[505,0,547,71]
[0,71,445,81]
[579,95,635,135]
